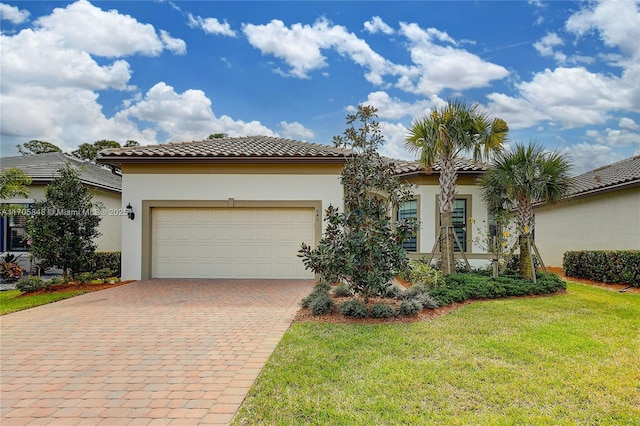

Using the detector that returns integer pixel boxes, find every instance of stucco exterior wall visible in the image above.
[534,187,640,267]
[411,182,493,267]
[121,172,344,280]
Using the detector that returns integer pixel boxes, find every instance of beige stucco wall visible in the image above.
[8,183,121,253]
[534,187,640,267]
[412,182,493,267]
[120,170,344,280]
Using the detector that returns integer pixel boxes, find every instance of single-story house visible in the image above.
[0,153,122,263]
[534,155,640,267]
[97,136,495,281]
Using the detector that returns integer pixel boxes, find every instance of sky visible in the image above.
[1,0,639,175]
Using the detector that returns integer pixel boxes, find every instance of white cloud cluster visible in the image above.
[188,14,237,37]
[279,121,315,140]
[533,32,566,63]
[0,0,275,154]
[0,2,29,24]
[363,16,394,35]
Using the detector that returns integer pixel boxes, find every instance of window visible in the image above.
[7,215,28,251]
[439,198,468,252]
[397,199,418,252]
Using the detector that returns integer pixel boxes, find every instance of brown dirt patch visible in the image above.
[547,267,640,294]
[18,280,136,297]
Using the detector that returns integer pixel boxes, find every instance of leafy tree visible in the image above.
[16,140,62,155]
[26,164,102,278]
[480,141,572,280]
[299,105,419,302]
[72,140,121,161]
[406,98,508,274]
[208,133,228,139]
[124,140,140,147]
[0,168,31,199]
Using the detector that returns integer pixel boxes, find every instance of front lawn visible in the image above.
[0,289,87,315]
[233,282,640,425]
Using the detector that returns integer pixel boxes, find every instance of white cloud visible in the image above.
[562,142,625,174]
[619,117,640,131]
[279,121,315,140]
[34,0,182,58]
[188,14,237,37]
[378,121,412,160]
[566,0,640,59]
[352,91,444,120]
[0,3,29,24]
[242,18,394,85]
[533,32,567,63]
[123,82,275,141]
[396,22,509,95]
[486,67,632,129]
[363,16,394,35]
[160,30,187,55]
[584,126,640,148]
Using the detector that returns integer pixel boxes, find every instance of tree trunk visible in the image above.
[519,234,533,280]
[439,157,457,275]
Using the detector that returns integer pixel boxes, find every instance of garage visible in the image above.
[151,207,316,279]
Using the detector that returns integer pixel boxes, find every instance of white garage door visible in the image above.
[151,208,315,279]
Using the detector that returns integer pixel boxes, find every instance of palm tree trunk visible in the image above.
[517,196,534,280]
[439,158,457,274]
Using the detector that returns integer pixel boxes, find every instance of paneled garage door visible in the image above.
[151,208,315,279]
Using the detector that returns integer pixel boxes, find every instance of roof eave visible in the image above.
[96,155,349,167]
[534,179,640,208]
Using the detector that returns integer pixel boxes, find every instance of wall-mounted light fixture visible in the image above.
[125,203,135,221]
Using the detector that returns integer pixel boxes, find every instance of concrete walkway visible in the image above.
[1,279,314,425]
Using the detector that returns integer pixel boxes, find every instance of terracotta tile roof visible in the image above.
[1,152,121,192]
[569,155,640,197]
[389,157,489,175]
[97,136,350,163]
[96,135,488,176]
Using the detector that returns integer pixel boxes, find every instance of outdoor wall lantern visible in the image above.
[125,203,135,221]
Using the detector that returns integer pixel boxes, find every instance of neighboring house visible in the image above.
[97,136,494,281]
[0,153,123,264]
[534,156,640,267]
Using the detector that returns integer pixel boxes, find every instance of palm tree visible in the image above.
[406,99,508,274]
[480,141,572,280]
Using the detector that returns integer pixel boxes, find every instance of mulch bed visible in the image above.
[18,280,136,297]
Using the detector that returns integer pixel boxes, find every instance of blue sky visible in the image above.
[1,0,639,174]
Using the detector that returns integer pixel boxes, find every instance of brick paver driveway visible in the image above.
[1,279,314,425]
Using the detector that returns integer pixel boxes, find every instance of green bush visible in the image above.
[92,252,121,277]
[309,292,335,316]
[369,303,397,318]
[338,299,368,318]
[428,272,566,306]
[301,282,331,308]
[399,299,423,316]
[95,268,114,282]
[333,282,353,297]
[47,276,63,286]
[76,272,95,284]
[409,260,445,290]
[563,251,639,286]
[16,276,46,293]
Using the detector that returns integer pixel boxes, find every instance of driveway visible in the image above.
[1,279,314,425]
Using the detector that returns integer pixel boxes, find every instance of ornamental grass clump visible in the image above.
[369,303,397,318]
[338,299,368,318]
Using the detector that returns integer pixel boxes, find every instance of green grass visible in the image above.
[0,289,87,315]
[233,282,640,425]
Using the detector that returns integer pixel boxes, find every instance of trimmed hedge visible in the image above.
[563,251,639,287]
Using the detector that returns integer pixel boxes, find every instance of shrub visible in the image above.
[0,261,23,281]
[333,282,353,297]
[95,268,114,282]
[92,252,121,277]
[309,292,335,316]
[47,276,63,286]
[370,303,397,318]
[76,272,95,284]
[301,282,331,308]
[16,276,45,293]
[563,251,639,286]
[399,299,423,316]
[338,299,368,318]
[409,260,445,290]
